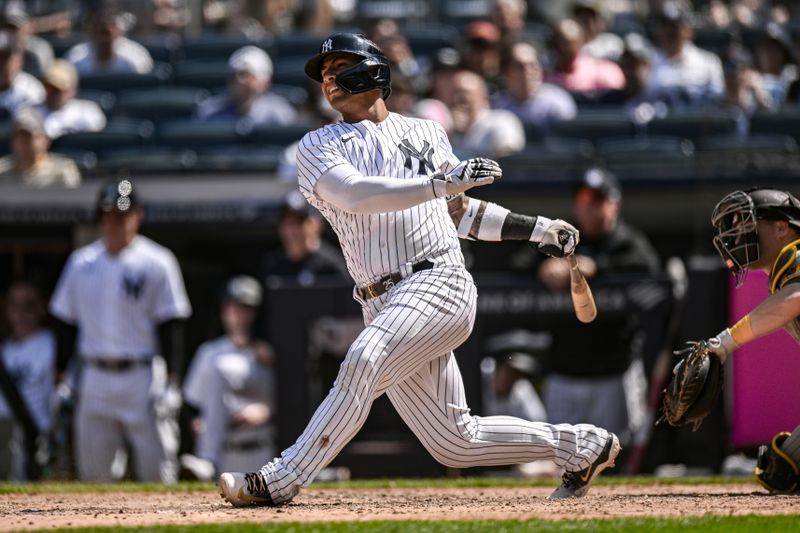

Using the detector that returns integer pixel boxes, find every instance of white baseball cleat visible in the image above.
[548,433,621,500]
[218,471,275,507]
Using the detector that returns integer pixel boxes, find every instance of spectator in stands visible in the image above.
[754,22,798,110]
[412,98,453,134]
[0,280,56,481]
[194,45,297,127]
[260,191,348,288]
[537,168,660,449]
[372,30,426,95]
[0,30,44,114]
[646,1,724,108]
[450,68,525,158]
[65,7,154,75]
[596,33,669,119]
[493,41,577,129]
[36,59,106,140]
[491,0,528,45]
[0,3,54,78]
[719,48,770,138]
[572,0,624,61]
[544,18,625,94]
[385,75,416,115]
[181,275,277,481]
[428,46,461,107]
[462,21,504,93]
[0,107,80,187]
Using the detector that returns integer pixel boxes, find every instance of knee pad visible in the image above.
[755,432,800,494]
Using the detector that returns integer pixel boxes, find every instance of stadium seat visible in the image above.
[694,134,800,175]
[195,146,284,172]
[272,58,311,89]
[114,87,210,122]
[404,27,460,58]
[45,34,85,58]
[156,119,245,150]
[499,138,595,182]
[646,111,739,142]
[245,124,312,147]
[274,33,326,61]
[522,121,547,144]
[78,63,171,93]
[749,109,800,142]
[137,34,182,65]
[0,121,12,156]
[597,135,695,181]
[439,0,492,23]
[97,147,199,175]
[50,149,98,176]
[358,0,435,21]
[270,84,309,108]
[693,28,733,56]
[180,33,274,62]
[550,113,637,144]
[170,60,229,92]
[50,120,155,155]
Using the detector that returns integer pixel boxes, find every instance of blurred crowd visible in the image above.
[0,0,796,184]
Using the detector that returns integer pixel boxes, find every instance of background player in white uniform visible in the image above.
[219,33,620,506]
[50,178,191,482]
[181,275,277,480]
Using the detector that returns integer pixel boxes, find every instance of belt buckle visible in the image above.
[366,284,379,299]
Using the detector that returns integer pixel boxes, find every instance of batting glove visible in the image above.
[531,217,579,258]
[430,158,502,198]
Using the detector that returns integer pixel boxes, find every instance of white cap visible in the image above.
[228,46,273,81]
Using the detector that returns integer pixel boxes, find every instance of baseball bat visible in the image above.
[567,254,597,323]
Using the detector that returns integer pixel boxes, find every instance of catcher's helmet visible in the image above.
[96,177,138,217]
[711,188,800,286]
[304,32,392,100]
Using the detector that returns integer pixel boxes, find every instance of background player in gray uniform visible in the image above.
[219,33,620,506]
[50,178,191,482]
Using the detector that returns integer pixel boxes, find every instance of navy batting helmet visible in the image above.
[304,32,392,100]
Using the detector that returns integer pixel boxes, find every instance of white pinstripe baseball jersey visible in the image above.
[297,112,463,285]
[50,235,192,359]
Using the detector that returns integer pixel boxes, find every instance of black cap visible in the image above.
[577,167,622,201]
[222,275,262,306]
[96,177,138,214]
[760,22,797,64]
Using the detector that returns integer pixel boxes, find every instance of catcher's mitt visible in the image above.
[657,340,724,431]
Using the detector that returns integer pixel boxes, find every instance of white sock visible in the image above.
[780,425,800,464]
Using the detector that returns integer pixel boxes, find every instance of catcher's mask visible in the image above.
[712,189,800,286]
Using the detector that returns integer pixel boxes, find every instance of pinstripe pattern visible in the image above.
[258,113,611,504]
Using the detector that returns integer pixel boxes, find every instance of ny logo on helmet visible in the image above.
[321,39,333,53]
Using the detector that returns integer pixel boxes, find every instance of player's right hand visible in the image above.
[430,158,502,198]
[536,219,579,258]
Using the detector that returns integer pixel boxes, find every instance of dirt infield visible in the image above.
[2,483,797,530]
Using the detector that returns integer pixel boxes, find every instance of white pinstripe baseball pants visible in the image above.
[260,264,610,504]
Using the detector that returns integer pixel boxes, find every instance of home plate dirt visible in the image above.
[1,484,797,531]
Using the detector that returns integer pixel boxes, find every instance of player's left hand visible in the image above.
[431,158,502,197]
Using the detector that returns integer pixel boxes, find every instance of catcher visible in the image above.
[660,188,800,494]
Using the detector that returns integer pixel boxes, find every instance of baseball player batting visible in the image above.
[219,33,620,507]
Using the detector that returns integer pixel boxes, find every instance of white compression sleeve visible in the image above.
[315,163,437,214]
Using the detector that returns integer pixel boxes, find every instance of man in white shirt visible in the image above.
[646,1,724,108]
[65,8,153,75]
[450,68,525,158]
[36,59,106,139]
[50,178,191,482]
[0,30,43,114]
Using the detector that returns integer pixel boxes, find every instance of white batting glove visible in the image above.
[430,158,502,198]
[531,217,579,258]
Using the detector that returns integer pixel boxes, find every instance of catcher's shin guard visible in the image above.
[755,432,800,494]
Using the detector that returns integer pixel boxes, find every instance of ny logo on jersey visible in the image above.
[399,139,435,175]
[321,39,333,53]
[122,272,146,300]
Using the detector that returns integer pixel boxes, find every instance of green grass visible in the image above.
[29,516,800,533]
[0,476,755,494]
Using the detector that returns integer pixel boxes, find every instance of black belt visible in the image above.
[85,358,152,372]
[356,260,434,300]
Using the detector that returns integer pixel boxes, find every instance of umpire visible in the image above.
[50,178,192,482]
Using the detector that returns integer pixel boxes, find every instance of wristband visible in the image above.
[730,314,756,346]
[530,216,552,242]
